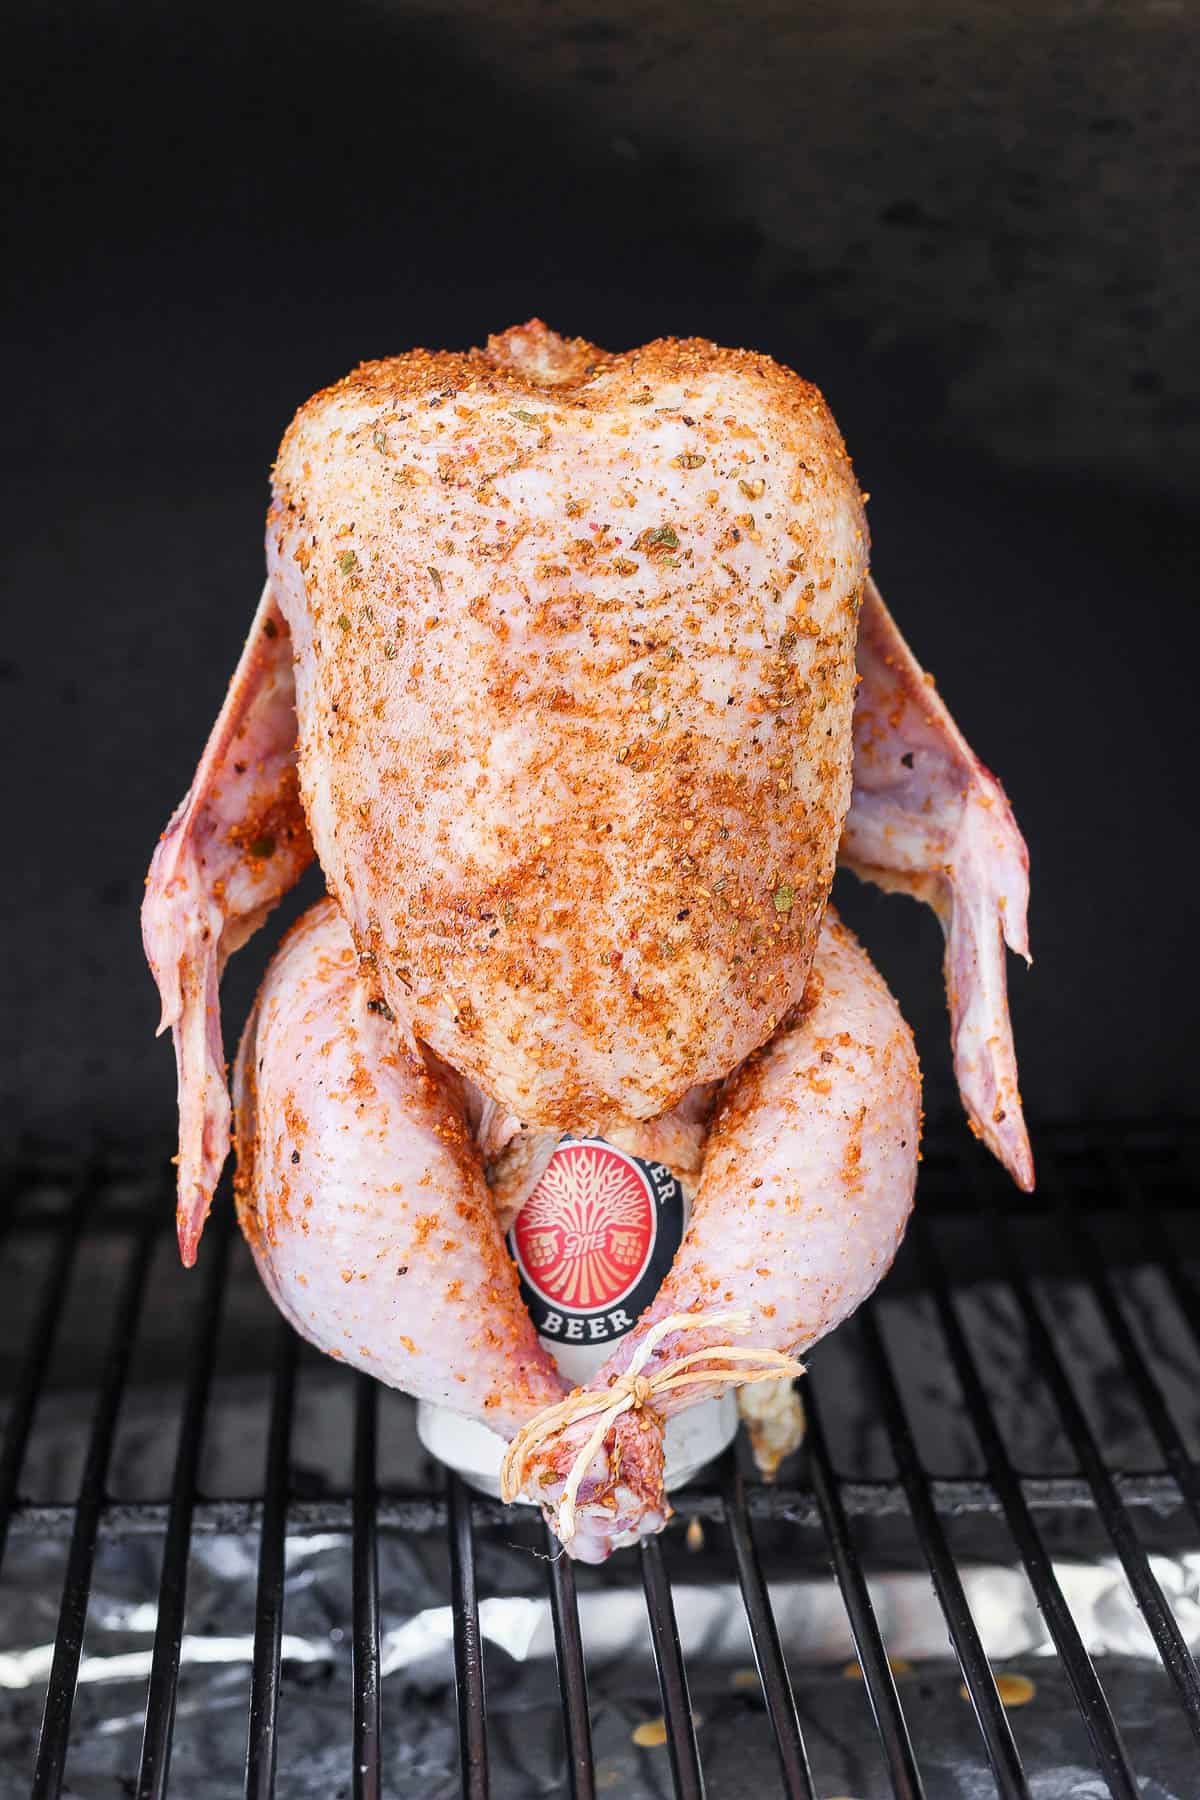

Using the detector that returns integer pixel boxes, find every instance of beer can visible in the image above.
[417,1134,738,1500]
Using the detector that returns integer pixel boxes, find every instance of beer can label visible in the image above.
[507,1135,686,1378]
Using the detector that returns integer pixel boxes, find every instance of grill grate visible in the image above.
[1,1124,1199,1798]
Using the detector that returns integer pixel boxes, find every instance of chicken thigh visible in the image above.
[502,907,920,1558]
[233,898,565,1433]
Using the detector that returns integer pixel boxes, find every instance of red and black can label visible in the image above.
[508,1136,686,1351]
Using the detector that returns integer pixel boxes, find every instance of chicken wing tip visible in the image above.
[1008,1140,1036,1192]
[980,1116,1035,1192]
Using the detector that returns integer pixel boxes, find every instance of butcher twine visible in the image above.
[499,1309,805,1542]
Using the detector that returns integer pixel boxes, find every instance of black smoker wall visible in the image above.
[3,0,1197,1148]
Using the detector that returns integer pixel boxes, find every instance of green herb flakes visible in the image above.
[773,882,795,914]
[338,549,358,575]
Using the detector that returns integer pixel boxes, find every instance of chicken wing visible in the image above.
[840,578,1032,1188]
[142,582,313,1262]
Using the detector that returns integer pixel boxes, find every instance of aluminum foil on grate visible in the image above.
[0,1534,1197,1799]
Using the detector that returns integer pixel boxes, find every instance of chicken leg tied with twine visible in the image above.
[500,1308,805,1542]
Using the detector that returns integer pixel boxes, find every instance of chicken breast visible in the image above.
[267,321,868,1130]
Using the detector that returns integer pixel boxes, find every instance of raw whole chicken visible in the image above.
[144,322,1031,1558]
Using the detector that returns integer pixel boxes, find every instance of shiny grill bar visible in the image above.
[1,1124,1198,1798]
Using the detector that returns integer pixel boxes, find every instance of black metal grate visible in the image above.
[2,1123,1199,1797]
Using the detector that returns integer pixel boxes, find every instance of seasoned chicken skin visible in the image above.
[145,326,1031,1261]
[142,322,1033,1560]
[234,899,564,1434]
[267,323,868,1130]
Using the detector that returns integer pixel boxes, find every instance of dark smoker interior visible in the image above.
[5,0,1199,1144]
[2,5,1198,1798]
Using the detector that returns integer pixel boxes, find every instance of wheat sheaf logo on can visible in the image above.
[509,1137,685,1347]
